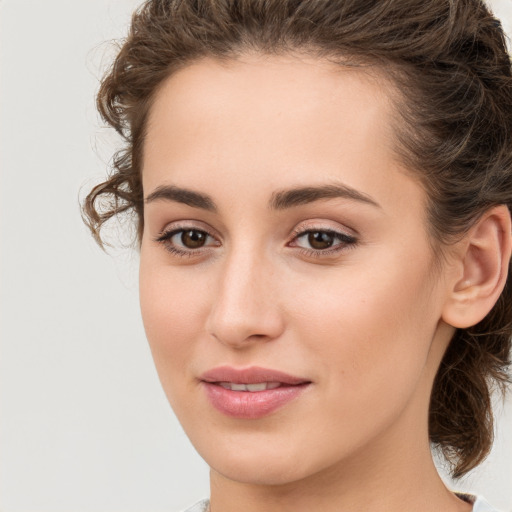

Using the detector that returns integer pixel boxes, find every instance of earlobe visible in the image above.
[442,205,512,329]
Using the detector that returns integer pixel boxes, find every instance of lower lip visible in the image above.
[202,382,310,419]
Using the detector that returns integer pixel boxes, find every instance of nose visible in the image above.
[205,248,285,349]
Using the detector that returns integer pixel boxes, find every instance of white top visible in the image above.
[181,494,500,512]
[458,494,501,512]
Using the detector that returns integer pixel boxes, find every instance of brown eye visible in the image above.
[308,231,334,249]
[181,230,207,248]
[155,227,218,257]
[291,228,358,256]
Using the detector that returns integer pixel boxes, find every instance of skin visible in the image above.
[139,53,474,512]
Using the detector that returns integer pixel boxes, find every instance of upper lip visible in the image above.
[200,366,310,385]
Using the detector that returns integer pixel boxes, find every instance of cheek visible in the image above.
[291,252,440,407]
[272,270,439,464]
[139,264,210,387]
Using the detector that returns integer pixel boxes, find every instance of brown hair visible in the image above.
[82,0,512,478]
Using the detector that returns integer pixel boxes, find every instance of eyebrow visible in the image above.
[269,183,381,210]
[144,182,381,211]
[145,185,217,211]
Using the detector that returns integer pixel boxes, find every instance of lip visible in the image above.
[200,365,309,385]
[199,366,311,419]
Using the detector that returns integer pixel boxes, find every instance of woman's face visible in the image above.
[139,54,456,485]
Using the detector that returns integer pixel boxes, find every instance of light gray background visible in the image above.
[1,1,511,511]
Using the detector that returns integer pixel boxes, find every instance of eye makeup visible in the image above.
[154,222,358,260]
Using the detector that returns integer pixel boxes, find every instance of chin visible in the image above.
[190,428,336,487]
[209,454,313,486]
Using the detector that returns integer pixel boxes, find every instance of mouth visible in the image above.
[199,366,311,419]
[216,381,283,391]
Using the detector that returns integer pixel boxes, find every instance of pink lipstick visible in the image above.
[200,366,311,419]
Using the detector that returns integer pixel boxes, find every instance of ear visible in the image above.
[442,205,512,329]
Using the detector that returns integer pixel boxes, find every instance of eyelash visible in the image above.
[154,225,358,259]
[289,227,357,258]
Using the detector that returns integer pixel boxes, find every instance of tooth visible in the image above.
[217,382,283,392]
[246,383,267,392]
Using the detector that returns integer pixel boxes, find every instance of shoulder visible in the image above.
[180,498,209,512]
[472,496,502,512]
[455,492,502,512]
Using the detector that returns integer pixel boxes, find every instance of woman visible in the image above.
[83,0,512,511]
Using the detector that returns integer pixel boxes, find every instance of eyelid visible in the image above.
[305,217,357,232]
[153,221,221,258]
[289,219,358,239]
[286,221,359,257]
[155,227,218,246]
[156,220,220,241]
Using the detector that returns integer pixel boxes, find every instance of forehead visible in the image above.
[143,53,422,216]
[145,53,395,153]
[148,53,392,115]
